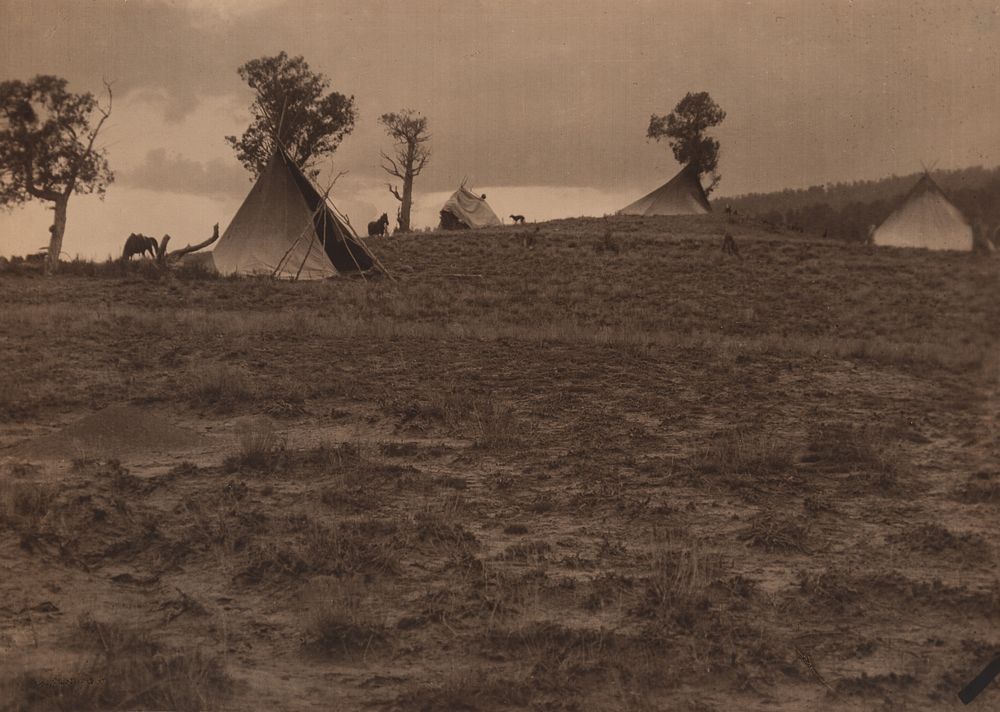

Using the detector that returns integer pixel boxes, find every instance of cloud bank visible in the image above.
[120,148,249,199]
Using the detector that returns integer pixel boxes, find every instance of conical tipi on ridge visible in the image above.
[870,172,973,251]
[619,163,712,216]
[212,149,376,279]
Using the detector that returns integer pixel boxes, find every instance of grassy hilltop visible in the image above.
[1,215,998,711]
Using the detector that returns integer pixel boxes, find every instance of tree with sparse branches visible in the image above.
[226,52,357,179]
[0,75,113,272]
[379,110,430,234]
[648,91,726,194]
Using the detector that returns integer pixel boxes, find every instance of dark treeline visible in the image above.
[714,165,1000,242]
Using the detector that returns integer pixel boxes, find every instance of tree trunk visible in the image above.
[399,171,414,233]
[46,197,69,274]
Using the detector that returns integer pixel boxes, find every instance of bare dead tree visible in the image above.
[378,109,430,233]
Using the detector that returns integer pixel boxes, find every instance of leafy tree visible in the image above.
[226,52,357,179]
[648,91,726,194]
[379,109,430,233]
[0,75,113,272]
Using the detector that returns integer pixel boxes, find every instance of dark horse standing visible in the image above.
[122,233,159,260]
[368,213,389,237]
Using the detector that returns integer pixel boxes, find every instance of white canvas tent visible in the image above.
[619,162,712,216]
[439,184,502,229]
[212,150,376,279]
[871,173,973,251]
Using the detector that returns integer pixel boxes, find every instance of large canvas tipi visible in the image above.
[439,184,502,229]
[871,173,973,251]
[619,163,712,216]
[212,150,375,279]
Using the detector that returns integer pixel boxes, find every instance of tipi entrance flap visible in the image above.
[285,159,374,271]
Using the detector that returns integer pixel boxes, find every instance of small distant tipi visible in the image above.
[870,172,973,251]
[619,162,712,216]
[438,183,502,229]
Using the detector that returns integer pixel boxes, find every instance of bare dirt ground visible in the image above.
[1,214,998,711]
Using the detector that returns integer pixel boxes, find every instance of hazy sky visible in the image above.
[2,0,998,258]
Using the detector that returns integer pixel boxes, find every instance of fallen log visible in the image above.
[156,223,220,264]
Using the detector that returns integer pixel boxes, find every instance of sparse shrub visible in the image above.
[796,569,862,613]
[239,515,400,582]
[526,492,556,513]
[739,511,810,552]
[169,461,200,477]
[305,579,387,658]
[5,462,39,479]
[224,420,286,472]
[0,376,35,421]
[172,260,220,281]
[433,475,468,489]
[0,479,56,528]
[399,391,521,448]
[692,428,792,476]
[497,539,551,562]
[593,227,621,254]
[178,490,267,559]
[804,422,903,488]
[484,622,609,692]
[413,502,478,548]
[7,617,231,711]
[260,377,308,418]
[70,456,100,473]
[396,669,533,711]
[643,541,717,613]
[470,397,520,450]
[802,495,832,514]
[834,671,916,697]
[380,440,421,457]
[187,365,256,411]
[490,470,515,490]
[102,460,143,493]
[583,572,635,611]
[952,476,1000,505]
[887,522,988,559]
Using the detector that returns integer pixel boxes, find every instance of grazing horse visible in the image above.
[509,214,526,225]
[123,233,158,260]
[368,213,389,237]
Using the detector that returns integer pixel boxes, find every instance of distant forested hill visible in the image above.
[713,165,1000,242]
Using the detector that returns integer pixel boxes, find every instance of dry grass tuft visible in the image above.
[693,428,793,476]
[187,365,256,411]
[636,534,724,625]
[951,474,1000,505]
[396,668,532,711]
[0,376,36,421]
[739,511,810,553]
[305,579,388,659]
[239,515,401,583]
[804,422,903,488]
[6,617,231,711]
[413,498,479,548]
[469,397,521,450]
[224,420,286,472]
[887,522,989,559]
[0,479,57,528]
